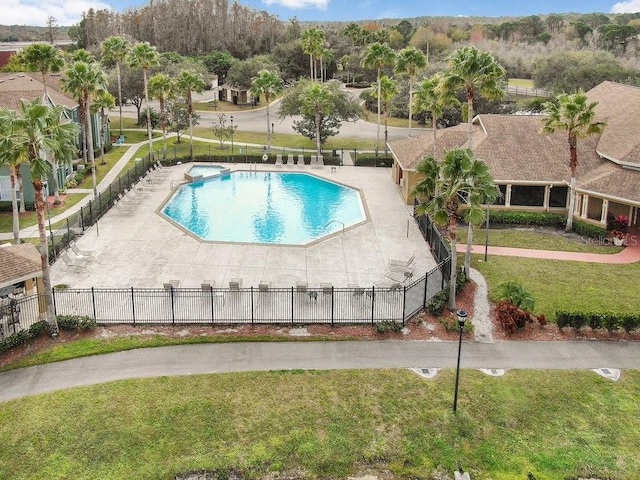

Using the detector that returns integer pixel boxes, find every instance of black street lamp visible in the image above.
[230,115,234,155]
[452,308,468,413]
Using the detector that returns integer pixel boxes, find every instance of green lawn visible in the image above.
[471,255,640,318]
[508,78,535,87]
[457,227,622,254]
[0,368,638,480]
[0,193,88,233]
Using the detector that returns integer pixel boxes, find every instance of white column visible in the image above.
[580,194,589,218]
[505,185,512,207]
[543,185,551,211]
[600,199,609,225]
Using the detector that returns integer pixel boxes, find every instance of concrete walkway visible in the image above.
[456,242,640,264]
[1,339,639,402]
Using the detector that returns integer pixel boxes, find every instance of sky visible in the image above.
[4,0,640,27]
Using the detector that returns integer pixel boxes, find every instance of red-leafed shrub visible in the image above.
[495,300,537,335]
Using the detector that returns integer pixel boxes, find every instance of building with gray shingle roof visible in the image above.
[388,81,640,230]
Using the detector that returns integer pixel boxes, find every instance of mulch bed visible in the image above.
[2,280,638,370]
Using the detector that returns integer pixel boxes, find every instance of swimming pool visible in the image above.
[162,171,366,245]
[184,164,229,182]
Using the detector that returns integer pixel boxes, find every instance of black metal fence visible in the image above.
[0,294,45,339]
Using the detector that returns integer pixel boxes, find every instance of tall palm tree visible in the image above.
[372,75,398,155]
[61,60,106,197]
[411,148,499,310]
[0,108,27,244]
[91,89,115,166]
[440,46,506,150]
[413,74,459,158]
[175,69,207,162]
[71,49,96,63]
[101,36,130,137]
[128,42,159,162]
[148,73,174,160]
[361,42,396,152]
[542,91,605,232]
[299,82,332,158]
[15,99,79,334]
[20,42,65,100]
[250,69,284,152]
[300,27,325,81]
[394,46,427,135]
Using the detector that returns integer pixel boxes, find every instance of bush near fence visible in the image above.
[556,311,640,333]
[353,155,394,167]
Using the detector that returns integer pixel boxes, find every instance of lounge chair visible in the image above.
[69,241,95,257]
[229,278,242,290]
[201,280,215,291]
[163,280,180,290]
[259,281,271,292]
[388,252,415,269]
[60,251,87,267]
[297,154,304,166]
[296,281,308,293]
[286,154,294,166]
[114,198,136,213]
[275,154,283,167]
[384,269,413,284]
[320,282,333,296]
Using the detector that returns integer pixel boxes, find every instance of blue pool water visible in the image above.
[162,171,366,244]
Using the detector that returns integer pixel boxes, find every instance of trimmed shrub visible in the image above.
[485,210,565,228]
[573,220,607,240]
[556,311,640,332]
[353,155,394,167]
[438,315,475,334]
[495,300,533,335]
[57,315,97,331]
[375,320,403,333]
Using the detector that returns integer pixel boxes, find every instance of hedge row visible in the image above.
[353,156,394,167]
[556,311,640,333]
[487,211,607,239]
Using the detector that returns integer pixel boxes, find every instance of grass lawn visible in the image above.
[0,368,638,479]
[457,227,622,254]
[471,254,640,318]
[508,78,535,87]
[0,193,88,233]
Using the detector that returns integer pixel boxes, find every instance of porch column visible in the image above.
[25,278,35,295]
[600,199,608,225]
[580,194,589,218]
[505,184,512,207]
[543,185,551,211]
[36,277,46,315]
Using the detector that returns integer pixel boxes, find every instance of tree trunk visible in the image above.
[10,164,19,244]
[566,175,576,232]
[432,115,438,159]
[143,69,154,162]
[448,217,458,311]
[52,157,60,203]
[464,222,473,278]
[159,97,167,160]
[16,168,26,213]
[33,180,58,335]
[266,93,271,151]
[315,111,321,158]
[408,78,413,135]
[116,61,124,136]
[376,67,381,151]
[467,94,474,150]
[85,97,98,197]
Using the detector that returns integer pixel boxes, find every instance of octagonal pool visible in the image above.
[161,171,366,245]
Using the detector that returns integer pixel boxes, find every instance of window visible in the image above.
[510,185,545,207]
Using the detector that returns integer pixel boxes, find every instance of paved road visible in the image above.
[1,340,639,402]
[120,88,425,141]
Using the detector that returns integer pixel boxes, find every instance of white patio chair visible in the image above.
[60,252,87,267]
[69,241,95,257]
[388,252,415,270]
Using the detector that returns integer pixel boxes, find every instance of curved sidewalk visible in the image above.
[457,243,640,264]
[1,340,640,402]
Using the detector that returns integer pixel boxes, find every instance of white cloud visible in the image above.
[611,0,640,13]
[262,0,329,10]
[3,0,113,26]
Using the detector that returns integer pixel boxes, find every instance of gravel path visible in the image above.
[469,268,494,343]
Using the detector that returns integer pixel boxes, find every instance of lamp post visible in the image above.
[452,308,468,413]
[230,115,234,155]
[484,202,490,262]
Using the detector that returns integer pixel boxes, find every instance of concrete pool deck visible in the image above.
[50,163,437,290]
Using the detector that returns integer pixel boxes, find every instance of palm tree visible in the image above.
[300,27,325,81]
[440,46,506,150]
[371,75,397,155]
[299,82,332,158]
[71,49,96,63]
[542,91,605,232]
[15,99,79,334]
[250,69,284,152]
[0,108,27,244]
[395,46,427,135]
[101,36,130,137]
[148,73,174,160]
[175,69,207,162]
[361,42,396,152]
[20,42,64,100]
[128,42,159,161]
[413,74,459,158]
[61,60,106,197]
[91,89,116,166]
[411,148,499,310]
